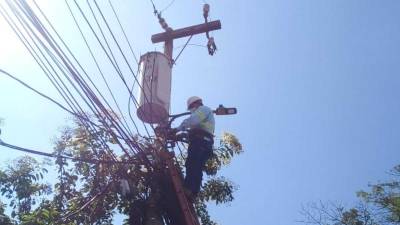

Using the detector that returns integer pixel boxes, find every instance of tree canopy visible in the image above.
[300,165,400,225]
[0,118,243,225]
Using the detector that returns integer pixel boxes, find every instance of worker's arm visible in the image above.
[177,113,201,131]
[176,106,210,131]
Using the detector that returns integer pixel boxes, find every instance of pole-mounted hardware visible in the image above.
[151,4,222,62]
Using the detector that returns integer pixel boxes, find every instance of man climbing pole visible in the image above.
[172,96,215,199]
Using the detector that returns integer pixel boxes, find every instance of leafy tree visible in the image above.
[0,157,50,221]
[0,201,14,225]
[299,165,400,225]
[357,165,400,224]
[0,118,243,225]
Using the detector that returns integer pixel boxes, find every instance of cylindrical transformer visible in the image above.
[137,52,172,124]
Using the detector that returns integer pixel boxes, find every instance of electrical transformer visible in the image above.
[137,52,172,124]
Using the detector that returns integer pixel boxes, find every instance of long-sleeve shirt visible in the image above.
[177,105,215,135]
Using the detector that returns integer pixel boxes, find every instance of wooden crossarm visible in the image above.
[151,20,221,43]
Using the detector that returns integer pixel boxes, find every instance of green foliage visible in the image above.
[200,177,236,204]
[0,118,243,225]
[300,164,400,225]
[0,201,14,225]
[356,165,400,223]
[194,201,217,225]
[192,132,242,225]
[0,156,51,221]
[205,132,243,176]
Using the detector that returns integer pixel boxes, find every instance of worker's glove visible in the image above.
[176,132,188,141]
[165,128,177,140]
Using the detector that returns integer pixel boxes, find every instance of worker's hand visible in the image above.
[165,128,178,140]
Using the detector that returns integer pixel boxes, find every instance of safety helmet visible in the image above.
[187,96,202,110]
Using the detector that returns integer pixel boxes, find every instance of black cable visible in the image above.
[85,0,125,79]
[150,0,158,15]
[160,0,176,13]
[65,1,140,136]
[0,4,81,119]
[173,35,193,64]
[0,69,82,122]
[23,1,141,158]
[3,1,154,166]
[33,0,136,139]
[0,139,129,164]
[92,0,156,135]
[174,43,208,49]
[71,0,143,121]
[0,2,118,162]
[11,0,107,128]
[108,0,139,64]
[4,1,125,162]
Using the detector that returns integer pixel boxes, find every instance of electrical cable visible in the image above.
[1,4,161,206]
[0,3,118,162]
[92,0,157,135]
[4,0,131,162]
[2,0,158,168]
[160,0,176,13]
[173,34,193,64]
[65,0,140,136]
[26,0,144,158]
[0,139,129,164]
[108,0,139,64]
[9,0,122,159]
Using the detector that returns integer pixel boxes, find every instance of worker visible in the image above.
[173,96,215,199]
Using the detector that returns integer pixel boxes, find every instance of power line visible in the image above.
[0,2,120,162]
[70,0,152,139]
[1,0,161,169]
[29,0,147,157]
[91,0,157,135]
[1,1,124,162]
[160,0,176,13]
[65,0,140,136]
[2,1,129,166]
[108,0,139,64]
[0,138,129,165]
[173,34,193,64]
[0,69,84,124]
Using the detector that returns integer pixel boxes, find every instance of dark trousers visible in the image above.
[184,137,213,195]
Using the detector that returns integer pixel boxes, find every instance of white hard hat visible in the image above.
[187,96,202,109]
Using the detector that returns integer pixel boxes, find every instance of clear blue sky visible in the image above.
[1,1,400,225]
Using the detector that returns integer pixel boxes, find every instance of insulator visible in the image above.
[162,23,169,30]
[203,4,210,15]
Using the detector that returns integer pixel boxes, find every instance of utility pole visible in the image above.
[137,4,223,225]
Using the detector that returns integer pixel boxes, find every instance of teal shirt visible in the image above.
[177,105,215,135]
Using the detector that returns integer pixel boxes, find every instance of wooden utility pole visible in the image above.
[147,5,222,225]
